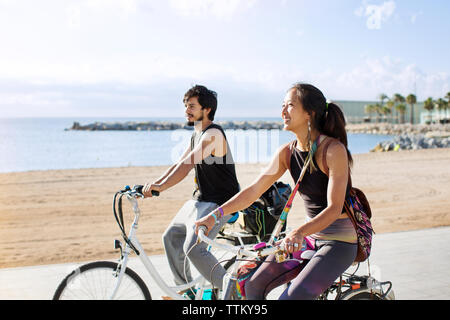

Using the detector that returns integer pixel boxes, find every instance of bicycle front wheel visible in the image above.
[53,261,151,300]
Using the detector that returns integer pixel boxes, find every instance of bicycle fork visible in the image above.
[109,213,140,300]
[109,238,133,299]
[221,251,244,300]
[109,197,142,300]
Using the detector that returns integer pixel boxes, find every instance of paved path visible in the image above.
[1,227,449,300]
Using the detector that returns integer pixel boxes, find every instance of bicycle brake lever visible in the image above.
[121,185,131,193]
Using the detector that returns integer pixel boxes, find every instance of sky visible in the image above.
[0,0,449,118]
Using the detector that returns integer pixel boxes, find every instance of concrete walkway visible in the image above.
[1,227,449,300]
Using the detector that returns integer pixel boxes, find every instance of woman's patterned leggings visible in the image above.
[245,240,357,300]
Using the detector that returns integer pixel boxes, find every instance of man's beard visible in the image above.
[186,115,203,126]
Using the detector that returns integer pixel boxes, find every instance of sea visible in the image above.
[0,117,394,173]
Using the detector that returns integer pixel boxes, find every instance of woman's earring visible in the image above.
[305,120,317,173]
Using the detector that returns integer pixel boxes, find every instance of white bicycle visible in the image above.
[52,185,263,300]
[53,185,394,300]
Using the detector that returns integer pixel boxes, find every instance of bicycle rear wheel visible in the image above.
[53,261,151,300]
[341,287,395,300]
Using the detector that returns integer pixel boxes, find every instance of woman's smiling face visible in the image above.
[281,88,311,132]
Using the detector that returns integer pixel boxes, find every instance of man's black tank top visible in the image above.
[191,123,240,205]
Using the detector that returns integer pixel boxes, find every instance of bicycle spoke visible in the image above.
[56,263,148,300]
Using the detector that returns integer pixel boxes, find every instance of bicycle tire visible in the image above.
[53,261,151,300]
[340,287,394,300]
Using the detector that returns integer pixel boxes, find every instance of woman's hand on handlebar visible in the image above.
[142,183,162,198]
[281,228,305,254]
[194,212,217,236]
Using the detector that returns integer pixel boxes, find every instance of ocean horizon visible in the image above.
[0,117,393,173]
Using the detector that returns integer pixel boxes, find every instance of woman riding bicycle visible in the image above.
[195,83,357,300]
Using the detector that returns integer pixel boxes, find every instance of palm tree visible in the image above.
[436,98,447,124]
[374,103,383,123]
[378,93,388,106]
[423,97,435,124]
[446,92,450,123]
[364,104,376,123]
[381,105,391,122]
[395,104,407,124]
[392,93,405,124]
[406,94,417,124]
[375,94,388,123]
[386,100,395,123]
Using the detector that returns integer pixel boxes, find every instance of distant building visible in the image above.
[335,100,427,124]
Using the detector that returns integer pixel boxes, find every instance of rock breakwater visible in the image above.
[67,120,284,131]
[350,123,450,152]
[371,134,450,152]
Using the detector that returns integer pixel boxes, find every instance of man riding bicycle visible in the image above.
[142,85,240,297]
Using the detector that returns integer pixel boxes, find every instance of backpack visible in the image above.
[319,138,374,262]
[242,181,292,241]
[344,187,374,262]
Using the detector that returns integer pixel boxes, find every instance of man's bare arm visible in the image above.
[143,129,224,197]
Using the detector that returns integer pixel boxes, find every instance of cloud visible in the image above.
[66,4,81,30]
[410,11,422,24]
[64,0,151,29]
[331,57,449,100]
[1,57,448,118]
[168,0,258,19]
[355,1,396,30]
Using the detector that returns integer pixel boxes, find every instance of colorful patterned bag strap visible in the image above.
[286,134,327,173]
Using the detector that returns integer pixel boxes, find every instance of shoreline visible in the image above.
[66,120,450,135]
[1,148,449,269]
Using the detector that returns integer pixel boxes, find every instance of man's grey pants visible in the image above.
[162,200,230,290]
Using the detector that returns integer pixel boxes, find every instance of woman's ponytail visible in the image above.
[290,83,353,168]
[320,102,353,167]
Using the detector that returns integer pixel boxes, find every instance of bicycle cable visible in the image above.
[182,240,200,298]
[113,191,140,255]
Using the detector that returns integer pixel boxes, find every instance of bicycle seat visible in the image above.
[292,237,316,261]
[300,250,316,260]
[226,212,239,224]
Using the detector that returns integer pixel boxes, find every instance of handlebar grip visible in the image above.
[198,225,208,234]
[132,185,159,196]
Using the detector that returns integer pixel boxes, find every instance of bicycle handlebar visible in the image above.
[121,185,159,197]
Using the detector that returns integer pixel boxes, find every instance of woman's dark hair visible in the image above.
[290,82,353,168]
[183,85,217,121]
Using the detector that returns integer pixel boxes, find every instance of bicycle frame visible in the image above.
[110,194,206,300]
[197,227,285,300]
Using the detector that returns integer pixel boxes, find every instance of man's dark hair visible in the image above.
[183,85,217,121]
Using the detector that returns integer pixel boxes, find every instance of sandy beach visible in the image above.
[1,148,449,269]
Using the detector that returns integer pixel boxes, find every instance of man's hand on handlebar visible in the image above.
[142,183,162,198]
[194,212,217,236]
